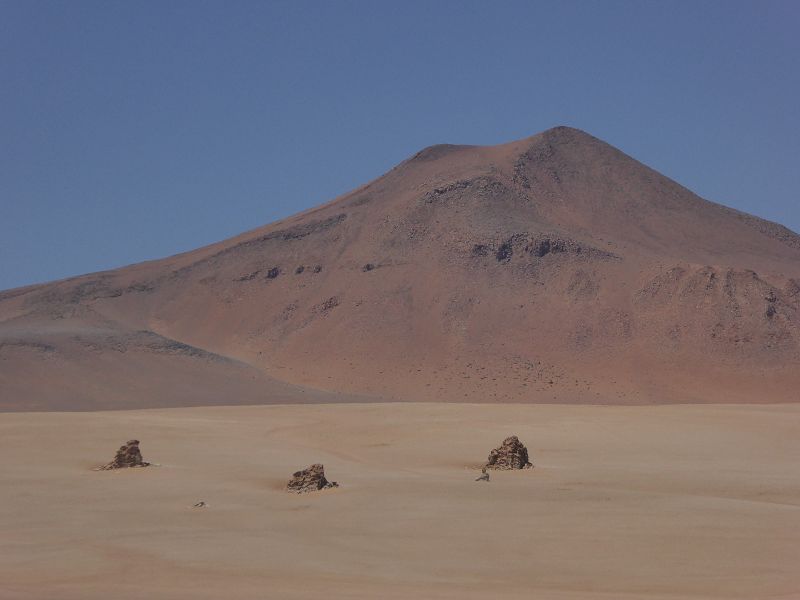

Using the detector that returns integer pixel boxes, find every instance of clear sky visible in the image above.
[1,0,798,291]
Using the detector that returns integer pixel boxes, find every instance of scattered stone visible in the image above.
[485,435,533,470]
[362,263,375,272]
[475,467,490,482]
[295,265,305,274]
[313,265,323,273]
[193,501,208,508]
[266,267,280,279]
[286,463,339,493]
[98,439,150,470]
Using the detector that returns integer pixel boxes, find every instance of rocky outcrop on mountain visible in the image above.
[99,439,150,470]
[286,463,339,493]
[485,436,533,470]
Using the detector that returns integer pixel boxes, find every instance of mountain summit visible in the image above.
[2,126,799,410]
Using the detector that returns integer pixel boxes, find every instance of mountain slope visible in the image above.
[2,126,799,409]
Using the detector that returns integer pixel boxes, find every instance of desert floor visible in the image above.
[1,403,799,600]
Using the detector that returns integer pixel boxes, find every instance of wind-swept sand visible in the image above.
[2,403,799,599]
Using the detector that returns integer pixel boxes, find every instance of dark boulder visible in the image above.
[485,435,533,470]
[99,439,150,470]
[286,463,339,493]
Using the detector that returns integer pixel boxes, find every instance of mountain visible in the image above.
[2,126,799,410]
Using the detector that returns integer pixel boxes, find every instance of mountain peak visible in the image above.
[540,124,592,138]
[519,125,600,148]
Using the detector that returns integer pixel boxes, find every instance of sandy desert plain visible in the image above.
[1,402,799,599]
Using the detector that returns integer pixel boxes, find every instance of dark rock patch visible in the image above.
[266,267,281,280]
[496,241,513,262]
[525,235,618,260]
[423,176,512,206]
[295,266,305,275]
[259,213,347,243]
[362,263,376,272]
[473,234,617,267]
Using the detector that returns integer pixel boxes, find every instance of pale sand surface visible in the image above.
[1,403,799,599]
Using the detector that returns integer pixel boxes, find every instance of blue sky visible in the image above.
[1,0,798,291]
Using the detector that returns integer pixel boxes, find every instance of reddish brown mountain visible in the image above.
[2,126,799,410]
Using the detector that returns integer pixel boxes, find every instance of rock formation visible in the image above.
[286,463,339,493]
[99,439,150,470]
[485,436,533,470]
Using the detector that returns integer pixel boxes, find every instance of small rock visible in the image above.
[286,463,339,493]
[485,435,533,470]
[475,467,490,482]
[99,439,150,470]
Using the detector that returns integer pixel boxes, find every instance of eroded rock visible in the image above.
[286,463,339,493]
[485,435,533,470]
[99,439,150,470]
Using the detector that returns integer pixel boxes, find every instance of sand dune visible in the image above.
[2,402,798,599]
